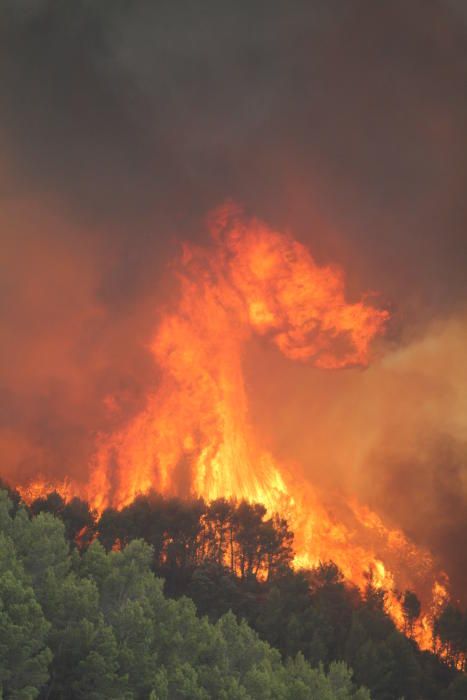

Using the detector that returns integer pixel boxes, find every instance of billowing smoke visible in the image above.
[247,316,467,603]
[1,2,466,599]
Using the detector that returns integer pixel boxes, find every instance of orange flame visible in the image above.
[16,205,450,651]
[87,204,388,511]
[18,477,74,504]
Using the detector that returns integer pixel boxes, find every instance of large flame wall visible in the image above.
[15,205,454,649]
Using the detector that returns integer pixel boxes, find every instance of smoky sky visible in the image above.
[1,2,467,594]
[1,0,466,311]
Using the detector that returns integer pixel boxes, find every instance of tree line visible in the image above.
[1,484,466,699]
[0,488,368,699]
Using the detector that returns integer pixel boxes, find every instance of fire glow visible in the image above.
[18,204,449,650]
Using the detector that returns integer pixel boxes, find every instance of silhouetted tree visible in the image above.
[62,497,96,548]
[203,497,234,565]
[434,603,467,671]
[30,490,65,518]
[402,589,421,638]
[119,493,167,562]
[362,566,387,613]
[97,507,125,551]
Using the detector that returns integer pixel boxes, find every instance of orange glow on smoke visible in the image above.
[17,204,450,650]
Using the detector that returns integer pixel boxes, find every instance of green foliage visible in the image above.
[0,534,51,699]
[0,487,465,698]
[0,489,372,699]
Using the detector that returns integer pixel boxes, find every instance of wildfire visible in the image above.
[87,203,388,509]
[17,477,75,505]
[16,204,451,651]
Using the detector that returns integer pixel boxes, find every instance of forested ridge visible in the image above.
[0,486,465,699]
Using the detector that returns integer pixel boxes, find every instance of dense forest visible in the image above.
[0,485,466,699]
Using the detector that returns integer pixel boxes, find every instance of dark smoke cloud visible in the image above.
[367,433,467,604]
[1,2,466,591]
[1,1,466,306]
